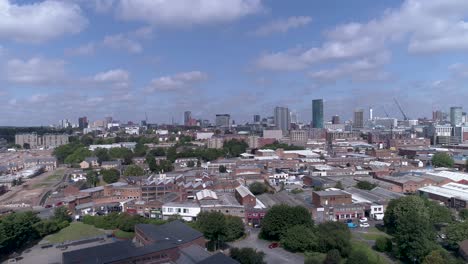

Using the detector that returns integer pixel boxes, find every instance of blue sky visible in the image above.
[1,0,468,126]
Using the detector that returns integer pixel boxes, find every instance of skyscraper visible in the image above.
[253,115,261,123]
[184,111,192,126]
[290,111,298,124]
[274,106,290,135]
[332,115,340,124]
[450,107,463,126]
[78,117,88,129]
[312,99,324,128]
[354,109,364,129]
[215,114,230,128]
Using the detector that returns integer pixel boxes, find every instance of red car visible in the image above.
[268,242,279,249]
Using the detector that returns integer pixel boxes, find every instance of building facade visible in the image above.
[274,106,290,135]
[312,99,324,128]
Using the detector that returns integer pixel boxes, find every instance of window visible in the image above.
[167,208,173,213]
[177,208,181,213]
[183,209,189,213]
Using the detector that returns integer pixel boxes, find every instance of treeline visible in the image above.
[82,212,166,232]
[0,207,72,256]
[262,141,305,151]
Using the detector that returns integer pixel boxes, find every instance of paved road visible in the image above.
[229,229,304,264]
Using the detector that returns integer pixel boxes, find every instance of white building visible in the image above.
[162,202,201,221]
[196,132,214,140]
[125,126,140,135]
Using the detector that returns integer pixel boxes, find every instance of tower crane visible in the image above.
[393,98,409,121]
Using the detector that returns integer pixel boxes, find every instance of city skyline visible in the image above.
[2,0,468,126]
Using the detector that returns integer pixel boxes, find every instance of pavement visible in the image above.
[228,228,304,264]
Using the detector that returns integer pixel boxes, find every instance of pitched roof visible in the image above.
[235,185,254,198]
[197,253,240,264]
[135,220,203,243]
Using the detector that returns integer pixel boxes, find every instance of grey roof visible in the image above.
[176,245,212,264]
[235,185,254,198]
[314,190,349,196]
[85,157,98,162]
[135,220,203,243]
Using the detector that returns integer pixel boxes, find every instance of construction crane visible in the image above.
[145,112,148,123]
[382,106,390,118]
[393,98,409,121]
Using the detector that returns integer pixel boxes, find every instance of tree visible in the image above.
[187,160,195,167]
[102,168,121,183]
[0,211,41,255]
[445,221,468,249]
[64,147,92,164]
[157,160,174,173]
[86,170,99,187]
[324,249,341,264]
[384,196,437,262]
[432,152,454,168]
[146,153,158,172]
[316,222,352,257]
[196,211,226,250]
[33,220,59,237]
[346,249,369,264]
[109,147,133,164]
[150,148,166,157]
[230,247,266,264]
[422,250,445,264]
[280,225,317,252]
[224,216,245,242]
[80,135,94,146]
[374,236,392,252]
[459,208,468,220]
[424,199,453,225]
[219,165,227,173]
[347,243,387,264]
[260,205,313,241]
[356,181,377,190]
[334,181,344,190]
[223,139,248,157]
[133,143,148,157]
[94,148,110,164]
[52,206,72,223]
[249,182,267,195]
[123,165,145,176]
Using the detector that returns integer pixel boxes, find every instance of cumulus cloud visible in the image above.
[4,57,66,84]
[65,42,96,56]
[256,0,468,71]
[102,34,143,53]
[91,69,130,89]
[146,71,208,92]
[117,0,263,25]
[0,0,87,42]
[252,16,312,36]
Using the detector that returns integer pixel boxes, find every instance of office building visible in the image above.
[312,99,324,128]
[354,109,364,129]
[274,106,290,135]
[78,117,88,129]
[184,111,192,126]
[451,107,463,126]
[290,111,298,124]
[433,111,444,122]
[253,115,261,123]
[215,114,230,128]
[332,115,340,124]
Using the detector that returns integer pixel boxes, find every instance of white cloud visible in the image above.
[28,94,49,103]
[0,0,87,42]
[4,57,66,84]
[308,52,391,82]
[102,34,143,53]
[92,69,130,89]
[65,42,95,56]
[117,0,263,25]
[252,16,312,36]
[256,0,468,71]
[132,26,154,39]
[146,71,208,92]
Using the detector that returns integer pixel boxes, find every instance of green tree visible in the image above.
[52,206,72,223]
[102,168,121,183]
[196,211,226,250]
[260,205,313,241]
[347,243,387,264]
[316,222,352,257]
[324,249,341,264]
[64,147,92,164]
[223,139,248,157]
[146,153,158,172]
[86,170,99,187]
[150,148,166,157]
[123,165,145,176]
[445,221,468,249]
[0,211,41,255]
[424,199,453,225]
[230,247,266,264]
[374,236,392,252]
[356,181,377,190]
[219,165,227,173]
[304,252,326,264]
[133,142,148,157]
[80,135,94,146]
[33,220,59,237]
[224,216,245,242]
[249,182,267,195]
[157,160,174,173]
[334,181,344,190]
[432,152,454,168]
[422,250,445,264]
[346,249,369,264]
[280,225,317,252]
[109,147,133,164]
[94,148,110,164]
[384,196,437,262]
[459,208,468,220]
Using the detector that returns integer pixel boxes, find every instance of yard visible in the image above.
[44,222,106,243]
[113,230,135,239]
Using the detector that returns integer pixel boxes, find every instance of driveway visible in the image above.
[228,229,304,264]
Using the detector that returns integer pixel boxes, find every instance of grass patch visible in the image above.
[362,233,389,241]
[46,172,64,181]
[114,230,134,239]
[45,222,105,243]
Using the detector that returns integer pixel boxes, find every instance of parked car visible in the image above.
[359,217,368,223]
[345,219,353,224]
[268,242,279,249]
[373,213,384,221]
[360,223,370,228]
[347,222,358,228]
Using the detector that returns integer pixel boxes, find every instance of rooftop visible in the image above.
[136,220,203,243]
[314,190,349,196]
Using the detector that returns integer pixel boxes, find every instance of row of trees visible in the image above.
[193,212,245,250]
[0,207,72,256]
[82,212,166,232]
